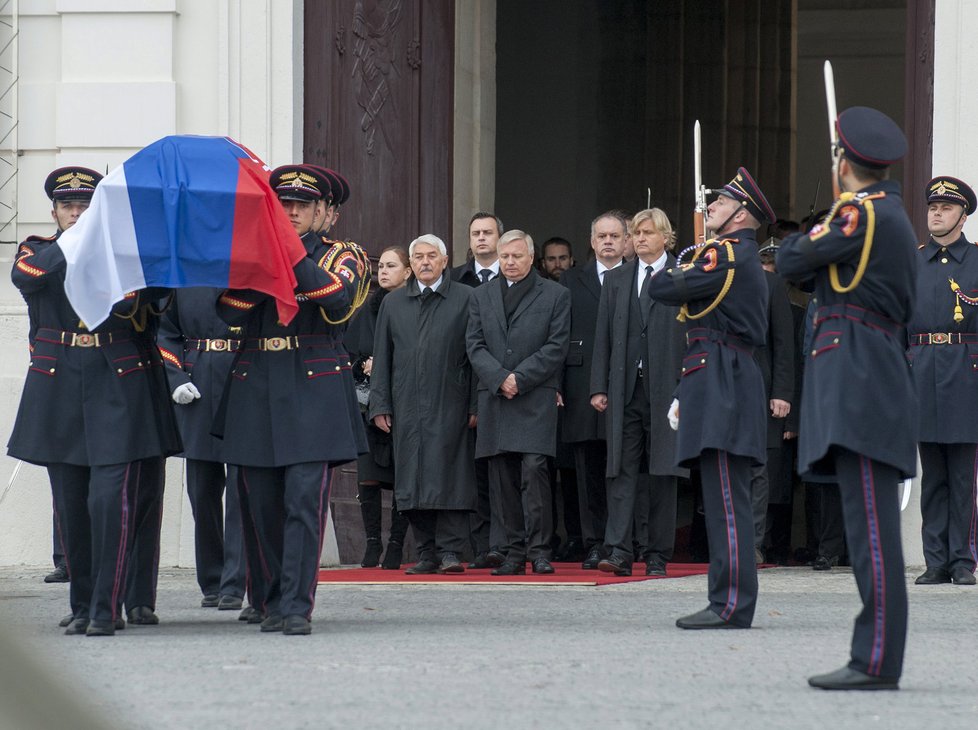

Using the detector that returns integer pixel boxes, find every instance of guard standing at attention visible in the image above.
[778,106,917,690]
[908,176,978,587]
[648,167,774,630]
[217,163,369,636]
[7,166,181,637]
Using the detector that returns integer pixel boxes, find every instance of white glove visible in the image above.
[667,398,679,431]
[172,382,201,405]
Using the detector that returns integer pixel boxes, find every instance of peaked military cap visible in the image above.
[836,106,907,169]
[269,164,331,202]
[306,165,350,206]
[718,166,776,225]
[926,176,976,214]
[44,166,103,201]
[757,237,780,257]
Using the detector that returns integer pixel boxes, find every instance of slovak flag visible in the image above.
[58,135,307,328]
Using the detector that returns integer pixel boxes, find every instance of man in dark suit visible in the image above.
[466,230,571,575]
[590,208,687,577]
[452,211,504,567]
[539,237,575,281]
[561,214,628,569]
[909,176,978,587]
[778,107,916,689]
[649,167,774,630]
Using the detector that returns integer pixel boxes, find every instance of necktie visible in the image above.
[420,286,432,301]
[640,265,653,324]
[479,269,492,283]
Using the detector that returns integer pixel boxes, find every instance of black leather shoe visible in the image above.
[44,564,69,583]
[812,555,839,571]
[58,612,75,628]
[491,560,526,576]
[808,666,899,690]
[405,558,439,575]
[581,547,604,570]
[597,554,632,576]
[64,617,89,635]
[282,615,312,635]
[554,538,586,562]
[951,566,977,585]
[260,614,284,632]
[114,617,126,631]
[438,553,465,574]
[486,549,506,567]
[86,620,116,637]
[676,608,748,630]
[915,567,951,585]
[468,551,492,569]
[532,558,554,574]
[645,557,667,577]
[361,538,383,568]
[381,541,403,570]
[218,595,243,610]
[201,593,220,608]
[127,606,159,625]
[238,606,261,623]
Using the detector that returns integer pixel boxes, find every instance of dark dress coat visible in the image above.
[7,235,181,466]
[157,287,238,463]
[559,260,607,443]
[466,272,571,459]
[216,231,368,467]
[368,276,477,511]
[343,286,396,484]
[777,180,918,478]
[907,233,978,444]
[451,261,487,288]
[590,255,688,478]
[648,229,769,466]
[756,271,796,448]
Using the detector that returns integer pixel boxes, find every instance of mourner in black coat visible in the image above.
[907,176,978,587]
[216,164,370,635]
[8,166,181,636]
[467,231,571,575]
[371,236,477,575]
[778,107,916,690]
[590,208,687,577]
[157,287,248,612]
[649,167,773,631]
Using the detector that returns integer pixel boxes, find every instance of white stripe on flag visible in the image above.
[59,165,147,328]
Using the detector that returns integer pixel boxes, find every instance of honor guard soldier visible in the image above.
[778,107,917,690]
[217,163,369,635]
[310,165,349,235]
[649,167,773,630]
[7,166,181,636]
[908,176,978,587]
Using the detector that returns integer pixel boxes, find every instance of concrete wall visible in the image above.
[0,0,309,568]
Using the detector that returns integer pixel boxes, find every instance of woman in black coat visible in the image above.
[344,246,412,567]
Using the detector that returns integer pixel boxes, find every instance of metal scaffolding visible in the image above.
[0,0,17,248]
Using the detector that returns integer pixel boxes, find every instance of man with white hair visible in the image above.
[370,234,478,574]
[466,230,571,575]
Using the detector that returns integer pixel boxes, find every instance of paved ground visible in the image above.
[0,564,976,730]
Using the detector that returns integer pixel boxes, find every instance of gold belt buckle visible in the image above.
[72,333,96,347]
[931,332,949,345]
[207,339,228,352]
[264,337,290,352]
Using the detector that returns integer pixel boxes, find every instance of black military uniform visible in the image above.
[157,288,248,610]
[217,164,369,635]
[8,166,181,636]
[778,107,916,689]
[908,176,978,586]
[649,167,773,629]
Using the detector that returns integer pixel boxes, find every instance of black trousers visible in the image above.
[488,451,553,562]
[918,442,978,573]
[699,449,757,628]
[48,461,140,623]
[238,462,331,619]
[604,378,650,562]
[816,482,846,560]
[187,459,246,598]
[574,440,607,550]
[633,474,678,561]
[749,461,769,553]
[409,509,469,559]
[468,456,494,554]
[833,448,907,679]
[124,456,165,611]
[52,512,65,569]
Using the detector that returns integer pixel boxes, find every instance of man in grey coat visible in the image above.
[590,208,687,577]
[466,230,571,575]
[370,234,478,574]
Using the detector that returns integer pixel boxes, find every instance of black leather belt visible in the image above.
[186,338,242,352]
[910,332,978,345]
[686,327,754,355]
[815,303,903,339]
[243,335,339,352]
[35,328,130,348]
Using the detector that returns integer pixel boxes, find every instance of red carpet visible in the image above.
[318,561,712,586]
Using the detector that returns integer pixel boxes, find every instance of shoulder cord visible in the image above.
[827,194,875,293]
[319,241,372,325]
[678,239,736,323]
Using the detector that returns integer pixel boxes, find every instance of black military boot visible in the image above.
[359,485,383,567]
